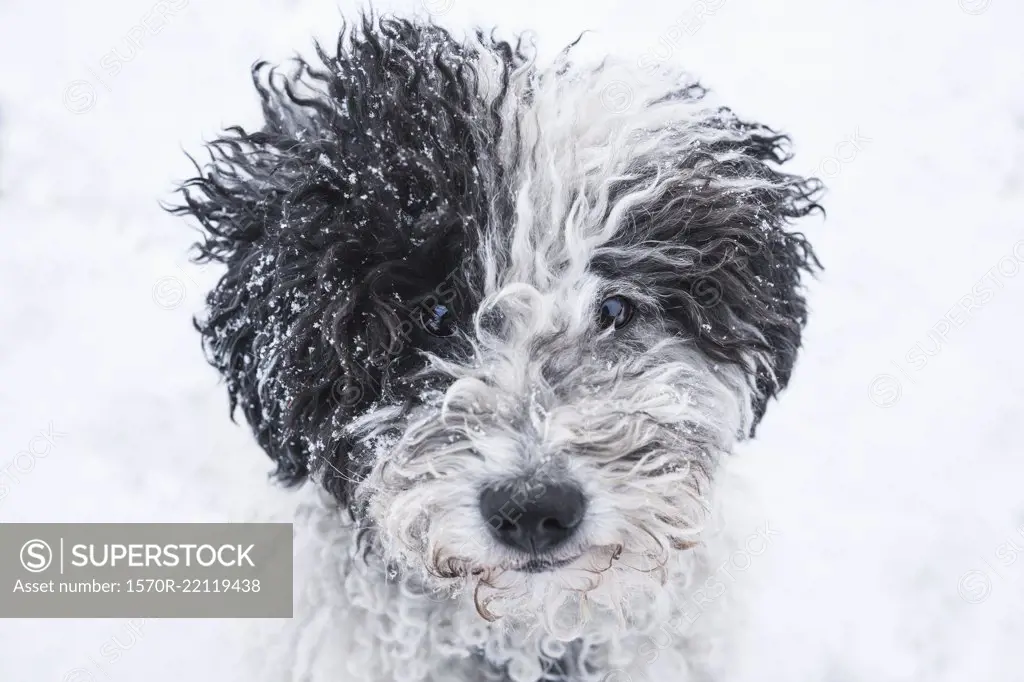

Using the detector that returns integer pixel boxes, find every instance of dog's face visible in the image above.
[174,18,820,626]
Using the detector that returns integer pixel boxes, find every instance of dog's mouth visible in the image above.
[510,555,581,573]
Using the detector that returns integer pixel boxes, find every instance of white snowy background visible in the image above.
[1,0,1023,679]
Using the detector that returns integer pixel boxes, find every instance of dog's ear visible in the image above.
[600,110,823,432]
[168,69,346,487]
[682,118,824,430]
[168,18,507,502]
[169,59,438,493]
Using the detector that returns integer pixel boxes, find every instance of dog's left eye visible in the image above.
[598,296,634,330]
[423,304,456,337]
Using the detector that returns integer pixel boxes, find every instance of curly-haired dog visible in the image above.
[172,14,821,682]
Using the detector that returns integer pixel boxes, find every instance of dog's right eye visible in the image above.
[423,304,456,337]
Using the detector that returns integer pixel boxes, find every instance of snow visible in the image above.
[1,0,1023,680]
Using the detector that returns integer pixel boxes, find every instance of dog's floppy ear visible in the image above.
[168,65,344,487]
[681,119,824,430]
[168,17,506,502]
[600,109,823,432]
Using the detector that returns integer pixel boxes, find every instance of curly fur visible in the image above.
[171,13,821,682]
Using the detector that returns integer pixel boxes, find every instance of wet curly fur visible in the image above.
[171,13,821,682]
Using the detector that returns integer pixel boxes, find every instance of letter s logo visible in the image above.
[20,539,53,573]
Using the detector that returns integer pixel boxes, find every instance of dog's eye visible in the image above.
[423,304,456,337]
[598,296,634,330]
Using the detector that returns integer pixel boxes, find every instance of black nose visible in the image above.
[479,480,587,554]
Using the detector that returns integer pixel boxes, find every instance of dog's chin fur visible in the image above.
[252,479,749,682]
[173,13,820,682]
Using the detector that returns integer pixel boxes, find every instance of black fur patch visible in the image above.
[593,112,822,426]
[171,16,526,507]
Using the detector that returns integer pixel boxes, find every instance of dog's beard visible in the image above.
[349,334,750,638]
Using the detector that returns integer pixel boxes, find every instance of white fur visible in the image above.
[246,477,762,682]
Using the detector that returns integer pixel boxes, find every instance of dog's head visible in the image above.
[173,16,820,627]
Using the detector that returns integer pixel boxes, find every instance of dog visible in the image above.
[172,14,821,682]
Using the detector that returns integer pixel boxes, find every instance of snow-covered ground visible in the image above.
[1,0,1022,679]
